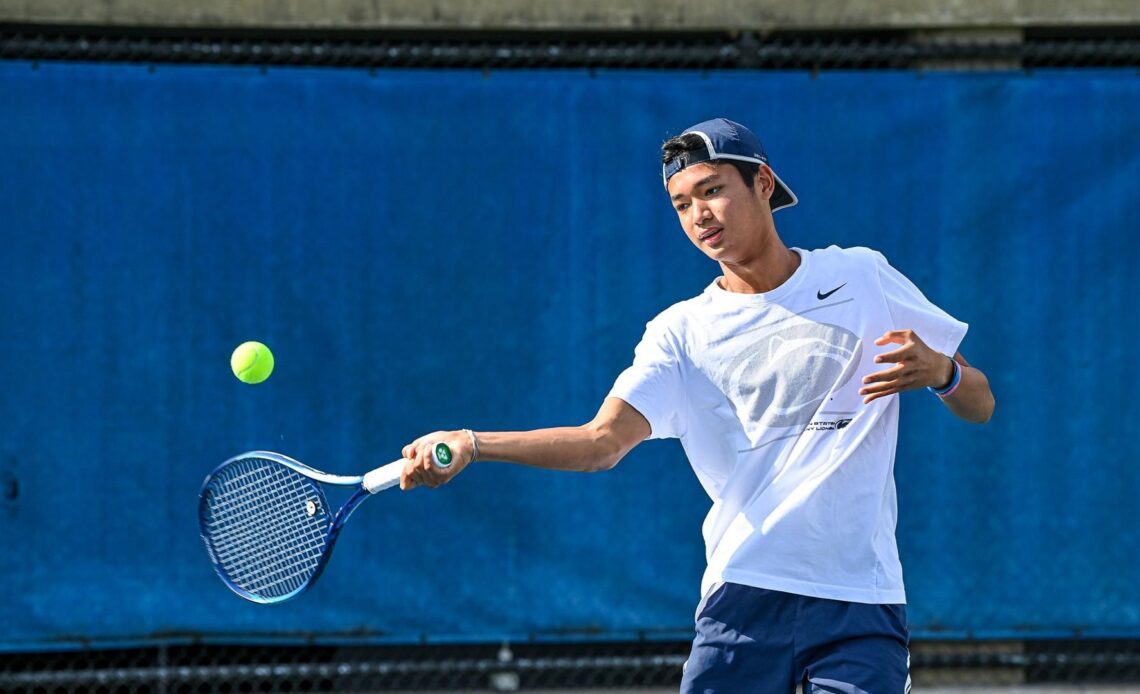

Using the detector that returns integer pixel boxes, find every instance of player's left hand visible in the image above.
[399,430,475,490]
[860,329,955,404]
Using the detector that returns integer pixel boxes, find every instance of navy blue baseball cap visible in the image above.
[662,118,798,212]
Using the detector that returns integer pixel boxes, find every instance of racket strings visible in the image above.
[207,469,327,594]
[206,469,326,597]
[202,459,331,599]
[212,526,328,589]
[207,481,321,554]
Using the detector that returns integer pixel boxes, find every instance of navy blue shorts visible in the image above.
[680,583,911,694]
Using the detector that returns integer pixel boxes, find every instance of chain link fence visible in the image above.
[2,26,1139,69]
[1,640,1138,692]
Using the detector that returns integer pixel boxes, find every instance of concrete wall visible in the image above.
[1,0,1138,31]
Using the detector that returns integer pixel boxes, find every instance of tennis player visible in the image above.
[401,118,994,693]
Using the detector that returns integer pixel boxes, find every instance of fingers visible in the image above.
[862,363,906,385]
[860,377,905,396]
[874,330,909,347]
[399,435,461,491]
[397,429,480,492]
[862,329,945,404]
[401,462,419,490]
[408,442,432,489]
[400,457,418,491]
[874,329,929,348]
[401,435,419,490]
[417,441,441,488]
[872,330,919,365]
[861,384,900,404]
[860,361,925,400]
[861,359,919,401]
[873,346,910,365]
[401,437,425,460]
[400,437,429,490]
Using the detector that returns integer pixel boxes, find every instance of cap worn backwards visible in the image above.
[663,117,798,212]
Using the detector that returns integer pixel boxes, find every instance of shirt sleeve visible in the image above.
[607,316,687,440]
[873,251,969,358]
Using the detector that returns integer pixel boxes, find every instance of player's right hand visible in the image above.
[399,430,475,490]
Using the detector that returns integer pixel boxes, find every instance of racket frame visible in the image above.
[199,446,442,604]
[199,451,372,604]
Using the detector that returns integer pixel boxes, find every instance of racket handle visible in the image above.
[362,460,405,493]
[361,442,453,493]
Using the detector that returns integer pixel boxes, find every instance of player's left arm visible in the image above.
[860,329,995,423]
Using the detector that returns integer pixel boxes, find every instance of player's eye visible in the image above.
[675,202,690,212]
[705,186,722,196]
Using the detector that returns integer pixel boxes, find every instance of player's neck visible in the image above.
[717,242,800,295]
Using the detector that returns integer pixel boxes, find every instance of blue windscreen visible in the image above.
[0,61,1137,649]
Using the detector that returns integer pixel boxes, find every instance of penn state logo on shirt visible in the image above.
[716,321,861,440]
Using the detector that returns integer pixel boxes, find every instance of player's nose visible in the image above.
[691,200,713,224]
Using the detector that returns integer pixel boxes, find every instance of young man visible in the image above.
[400,118,994,693]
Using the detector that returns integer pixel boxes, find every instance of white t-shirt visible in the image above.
[609,245,967,606]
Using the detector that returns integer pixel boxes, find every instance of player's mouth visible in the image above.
[698,227,724,245]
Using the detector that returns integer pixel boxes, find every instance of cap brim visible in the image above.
[768,167,798,212]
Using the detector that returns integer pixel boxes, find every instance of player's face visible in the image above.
[666,162,775,264]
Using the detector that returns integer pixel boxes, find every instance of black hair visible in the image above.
[661,132,759,189]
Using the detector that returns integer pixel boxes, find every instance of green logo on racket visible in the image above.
[434,442,453,467]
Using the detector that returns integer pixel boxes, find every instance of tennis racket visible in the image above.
[198,442,453,604]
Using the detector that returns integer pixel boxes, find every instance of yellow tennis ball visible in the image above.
[230,341,274,384]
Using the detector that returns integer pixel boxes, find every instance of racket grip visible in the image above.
[362,460,405,493]
[361,443,453,493]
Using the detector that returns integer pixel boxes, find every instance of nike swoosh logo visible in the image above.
[817,283,846,300]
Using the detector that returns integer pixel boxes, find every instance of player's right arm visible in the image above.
[399,397,650,490]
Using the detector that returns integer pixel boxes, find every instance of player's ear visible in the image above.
[754,165,776,202]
